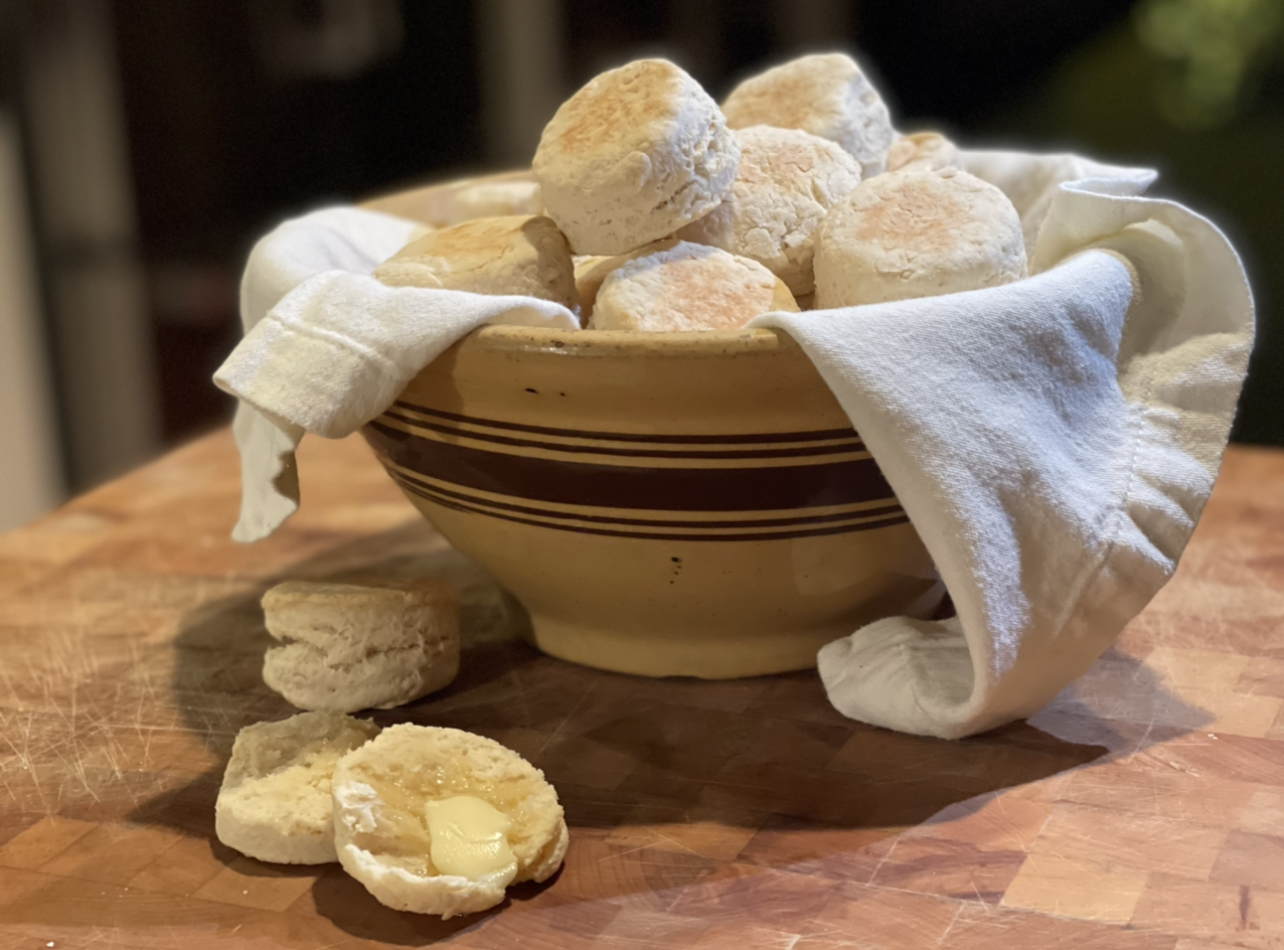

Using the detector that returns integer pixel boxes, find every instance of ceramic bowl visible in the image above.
[360,178,942,679]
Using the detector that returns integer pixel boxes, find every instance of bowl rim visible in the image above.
[463,324,795,357]
[364,169,807,359]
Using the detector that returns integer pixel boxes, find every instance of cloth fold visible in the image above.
[215,151,1253,737]
[220,207,578,542]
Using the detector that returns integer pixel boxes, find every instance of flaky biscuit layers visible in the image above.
[678,126,862,296]
[332,724,568,918]
[722,53,895,178]
[533,59,741,255]
[814,168,1026,308]
[262,577,460,713]
[216,711,380,864]
[591,241,799,331]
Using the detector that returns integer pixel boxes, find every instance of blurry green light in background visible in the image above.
[1135,0,1284,128]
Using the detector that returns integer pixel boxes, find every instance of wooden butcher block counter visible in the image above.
[2,429,1283,949]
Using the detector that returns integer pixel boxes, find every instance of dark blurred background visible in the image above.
[0,0,1280,530]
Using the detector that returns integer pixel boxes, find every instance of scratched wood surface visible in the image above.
[2,430,1283,949]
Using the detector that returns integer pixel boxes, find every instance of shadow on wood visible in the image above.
[117,520,1215,939]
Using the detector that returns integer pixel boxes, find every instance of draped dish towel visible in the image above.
[215,150,1254,738]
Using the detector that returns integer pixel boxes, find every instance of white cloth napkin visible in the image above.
[214,151,1253,738]
[220,207,578,541]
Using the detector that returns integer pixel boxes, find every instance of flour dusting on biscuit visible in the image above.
[814,168,1026,308]
[534,59,740,255]
[678,126,862,296]
[722,53,895,178]
[591,241,799,331]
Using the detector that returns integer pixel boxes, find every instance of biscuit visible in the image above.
[262,576,460,713]
[374,215,579,313]
[721,53,895,178]
[216,711,380,865]
[572,255,615,321]
[332,724,568,918]
[886,132,959,174]
[424,178,543,227]
[813,167,1027,308]
[591,241,799,331]
[677,126,862,296]
[533,59,741,255]
[573,239,680,323]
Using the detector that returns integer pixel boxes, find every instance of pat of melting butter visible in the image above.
[424,796,518,885]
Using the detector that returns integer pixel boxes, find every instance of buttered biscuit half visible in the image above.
[331,724,568,918]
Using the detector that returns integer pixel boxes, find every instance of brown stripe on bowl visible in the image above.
[364,418,893,513]
[384,468,910,542]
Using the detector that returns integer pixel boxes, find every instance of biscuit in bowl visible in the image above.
[425,178,543,227]
[677,125,862,296]
[573,238,679,323]
[722,53,895,178]
[590,241,799,331]
[534,58,740,255]
[814,167,1026,308]
[374,214,579,312]
[886,132,959,174]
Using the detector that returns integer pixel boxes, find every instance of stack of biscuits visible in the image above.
[375,52,1028,327]
[215,577,568,919]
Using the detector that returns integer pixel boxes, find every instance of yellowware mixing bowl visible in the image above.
[360,176,942,678]
[362,326,943,680]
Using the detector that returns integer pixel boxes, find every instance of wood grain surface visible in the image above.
[2,429,1283,949]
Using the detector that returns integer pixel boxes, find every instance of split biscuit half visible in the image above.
[216,711,380,865]
[332,724,568,918]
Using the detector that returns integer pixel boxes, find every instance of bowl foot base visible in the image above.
[530,617,858,679]
[526,580,947,679]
